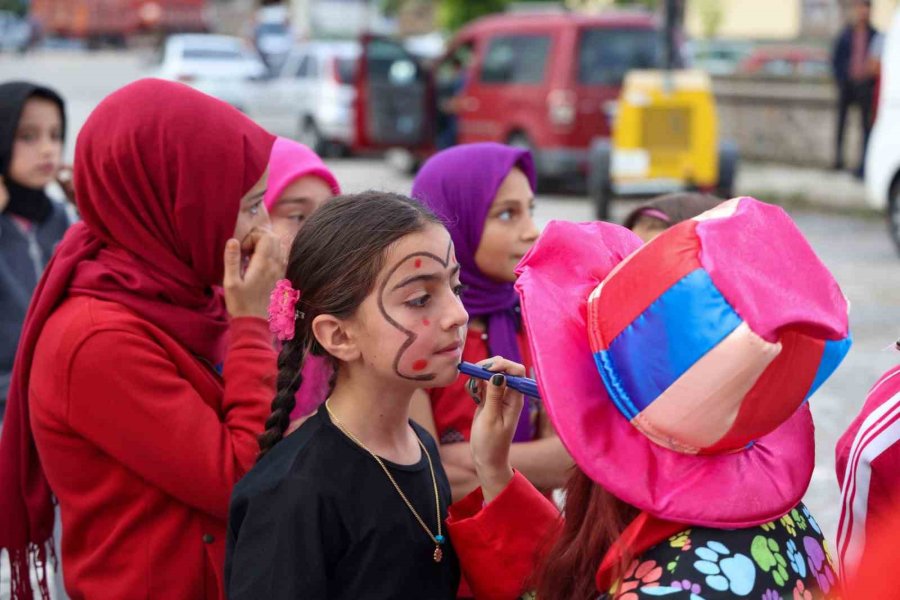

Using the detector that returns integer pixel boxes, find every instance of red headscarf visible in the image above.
[0,79,274,598]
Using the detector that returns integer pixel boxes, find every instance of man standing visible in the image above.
[832,0,878,177]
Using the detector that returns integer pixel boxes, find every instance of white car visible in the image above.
[865,8,900,252]
[243,41,360,156]
[155,34,267,111]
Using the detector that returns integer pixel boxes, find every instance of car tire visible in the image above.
[888,176,900,256]
[587,140,613,221]
[716,140,739,199]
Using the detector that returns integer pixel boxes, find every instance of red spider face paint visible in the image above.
[377,239,465,382]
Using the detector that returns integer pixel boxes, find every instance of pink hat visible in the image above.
[264,137,341,211]
[515,198,851,527]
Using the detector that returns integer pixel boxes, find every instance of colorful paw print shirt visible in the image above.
[605,503,839,600]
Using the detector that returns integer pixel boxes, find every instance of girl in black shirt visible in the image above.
[226,192,523,599]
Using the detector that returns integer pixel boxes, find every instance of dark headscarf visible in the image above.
[0,81,66,222]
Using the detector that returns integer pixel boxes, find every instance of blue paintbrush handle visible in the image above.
[457,361,541,400]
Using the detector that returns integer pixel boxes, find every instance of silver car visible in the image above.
[245,40,360,156]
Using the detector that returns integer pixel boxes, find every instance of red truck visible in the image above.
[30,0,208,45]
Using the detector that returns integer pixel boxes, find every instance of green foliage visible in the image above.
[0,0,26,16]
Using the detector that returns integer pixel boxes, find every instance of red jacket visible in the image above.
[29,296,275,600]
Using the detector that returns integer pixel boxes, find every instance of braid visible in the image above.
[257,336,306,460]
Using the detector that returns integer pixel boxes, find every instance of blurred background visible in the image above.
[1,0,899,555]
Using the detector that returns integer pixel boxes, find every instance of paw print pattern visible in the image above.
[760,521,776,532]
[790,508,808,532]
[669,530,693,551]
[750,536,789,587]
[803,536,836,594]
[761,590,781,600]
[786,539,806,578]
[793,579,813,600]
[801,506,821,535]
[693,541,756,595]
[614,559,663,600]
[780,513,797,536]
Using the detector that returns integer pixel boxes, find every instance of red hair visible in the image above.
[532,468,639,600]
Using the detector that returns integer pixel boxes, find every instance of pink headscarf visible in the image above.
[264,137,340,212]
[264,138,340,419]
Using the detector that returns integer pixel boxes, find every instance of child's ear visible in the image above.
[311,314,360,363]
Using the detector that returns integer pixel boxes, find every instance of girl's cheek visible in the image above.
[399,312,438,373]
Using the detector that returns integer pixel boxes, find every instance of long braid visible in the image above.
[257,335,306,459]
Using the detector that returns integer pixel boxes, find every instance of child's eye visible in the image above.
[248,200,263,216]
[16,132,37,143]
[406,294,430,308]
[290,214,307,223]
[497,210,515,221]
[453,284,466,297]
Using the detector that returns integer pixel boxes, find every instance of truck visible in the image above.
[30,0,208,47]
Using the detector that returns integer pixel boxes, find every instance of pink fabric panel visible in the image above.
[696,198,849,343]
[633,322,781,453]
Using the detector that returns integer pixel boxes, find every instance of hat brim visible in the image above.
[515,220,814,528]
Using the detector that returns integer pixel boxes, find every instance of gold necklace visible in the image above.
[325,400,446,563]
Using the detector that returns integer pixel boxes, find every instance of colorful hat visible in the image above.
[263,137,341,212]
[515,198,851,527]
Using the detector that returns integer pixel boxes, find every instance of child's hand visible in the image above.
[223,228,285,319]
[56,165,75,204]
[0,175,8,213]
[468,356,524,503]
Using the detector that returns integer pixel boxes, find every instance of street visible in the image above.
[2,49,899,552]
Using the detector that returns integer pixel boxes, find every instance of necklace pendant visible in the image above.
[433,545,443,563]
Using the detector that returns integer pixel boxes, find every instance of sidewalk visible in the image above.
[737,162,874,215]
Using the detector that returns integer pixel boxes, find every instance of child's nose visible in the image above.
[444,294,469,330]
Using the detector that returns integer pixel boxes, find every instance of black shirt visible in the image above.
[226,403,460,599]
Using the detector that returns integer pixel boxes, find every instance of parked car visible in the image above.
[243,40,361,156]
[0,11,32,53]
[865,6,900,252]
[684,39,753,76]
[154,34,267,111]
[737,45,830,78]
[357,10,663,184]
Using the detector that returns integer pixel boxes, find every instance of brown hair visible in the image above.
[623,192,723,231]
[531,468,640,600]
[256,191,442,459]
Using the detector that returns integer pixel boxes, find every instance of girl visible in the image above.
[0,81,73,423]
[409,142,571,501]
[227,192,520,599]
[264,137,341,421]
[0,79,283,600]
[622,192,722,243]
[445,199,850,599]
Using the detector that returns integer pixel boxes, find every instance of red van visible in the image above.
[354,10,662,183]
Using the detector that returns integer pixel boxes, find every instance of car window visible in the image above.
[295,54,310,78]
[578,28,661,86]
[367,38,421,85]
[335,56,357,84]
[480,35,550,84]
[182,46,245,61]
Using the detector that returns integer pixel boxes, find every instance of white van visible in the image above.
[866,7,900,251]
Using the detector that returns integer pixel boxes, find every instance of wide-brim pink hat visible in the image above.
[515,198,851,527]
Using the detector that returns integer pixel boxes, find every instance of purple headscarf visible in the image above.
[412,143,537,441]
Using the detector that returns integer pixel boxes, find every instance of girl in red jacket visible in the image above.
[226,191,525,599]
[445,199,852,599]
[0,79,284,600]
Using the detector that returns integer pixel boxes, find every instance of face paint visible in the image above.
[377,241,457,381]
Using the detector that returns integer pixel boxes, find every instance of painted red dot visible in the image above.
[414,258,422,268]
[422,318,431,326]
[412,359,428,371]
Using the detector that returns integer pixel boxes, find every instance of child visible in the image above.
[0,79,283,600]
[263,137,341,420]
[409,143,571,502]
[0,81,73,423]
[622,191,723,243]
[228,192,500,599]
[446,198,850,599]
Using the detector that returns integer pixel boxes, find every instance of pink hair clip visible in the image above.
[268,279,302,341]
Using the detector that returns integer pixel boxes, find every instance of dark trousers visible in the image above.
[835,81,875,171]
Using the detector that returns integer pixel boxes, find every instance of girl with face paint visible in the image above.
[409,143,573,506]
[228,192,523,599]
